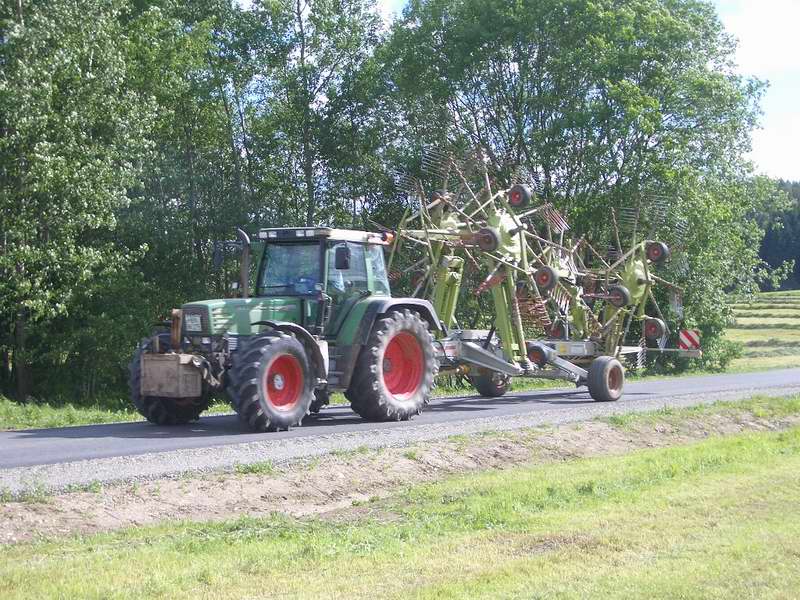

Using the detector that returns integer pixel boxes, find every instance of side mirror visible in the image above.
[334,245,351,270]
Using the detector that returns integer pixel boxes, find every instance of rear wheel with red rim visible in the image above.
[382,332,424,400]
[347,309,437,421]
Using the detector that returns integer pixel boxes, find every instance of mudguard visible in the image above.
[332,297,443,390]
[253,320,327,385]
[353,298,443,345]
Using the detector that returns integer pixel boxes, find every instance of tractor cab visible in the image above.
[254,227,393,337]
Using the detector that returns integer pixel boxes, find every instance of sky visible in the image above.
[713,0,800,180]
[376,0,799,180]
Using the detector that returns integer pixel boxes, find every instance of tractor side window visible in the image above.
[327,242,368,294]
[366,244,391,296]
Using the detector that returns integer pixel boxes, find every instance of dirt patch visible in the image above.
[2,409,798,545]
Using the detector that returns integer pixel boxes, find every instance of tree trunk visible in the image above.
[183,123,205,283]
[15,0,23,26]
[233,89,256,203]
[1,348,10,390]
[14,310,29,403]
[303,133,315,226]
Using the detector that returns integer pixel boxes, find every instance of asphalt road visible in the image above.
[2,369,799,474]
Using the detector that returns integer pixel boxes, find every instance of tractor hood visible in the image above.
[181,297,305,336]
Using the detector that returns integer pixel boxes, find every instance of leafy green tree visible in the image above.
[248,0,382,226]
[760,180,799,289]
[0,0,154,400]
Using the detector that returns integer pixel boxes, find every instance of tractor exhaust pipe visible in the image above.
[236,228,251,299]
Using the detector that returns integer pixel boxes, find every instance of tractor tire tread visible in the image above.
[346,309,437,421]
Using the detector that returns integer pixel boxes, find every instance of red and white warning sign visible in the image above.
[678,329,701,350]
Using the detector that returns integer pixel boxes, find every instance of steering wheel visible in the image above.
[295,276,316,293]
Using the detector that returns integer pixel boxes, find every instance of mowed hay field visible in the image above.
[728,290,800,371]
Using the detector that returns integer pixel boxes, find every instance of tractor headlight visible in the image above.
[184,313,203,332]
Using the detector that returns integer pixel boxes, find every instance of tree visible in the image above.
[0,0,154,400]
[249,0,382,226]
[760,180,799,289]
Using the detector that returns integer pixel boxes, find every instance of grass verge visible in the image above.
[0,395,233,431]
[2,398,800,598]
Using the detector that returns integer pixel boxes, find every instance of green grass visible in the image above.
[0,396,143,430]
[599,393,800,429]
[728,290,800,371]
[3,418,800,598]
[0,395,232,431]
[233,460,275,475]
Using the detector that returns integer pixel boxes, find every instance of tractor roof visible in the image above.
[257,227,392,245]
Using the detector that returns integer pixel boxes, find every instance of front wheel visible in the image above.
[470,370,510,397]
[587,356,625,402]
[346,309,437,421]
[128,335,210,425]
[227,332,315,432]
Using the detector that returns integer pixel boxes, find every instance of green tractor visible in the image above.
[129,227,441,432]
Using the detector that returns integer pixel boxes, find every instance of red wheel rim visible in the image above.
[382,332,424,400]
[648,244,663,261]
[537,270,551,287]
[262,354,303,412]
[645,321,660,338]
[608,365,623,393]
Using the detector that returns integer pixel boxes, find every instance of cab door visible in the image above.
[325,241,369,336]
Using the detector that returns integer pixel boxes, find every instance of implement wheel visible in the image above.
[587,356,624,402]
[475,227,501,252]
[508,184,533,208]
[646,241,670,264]
[644,318,667,340]
[346,309,437,421]
[470,370,510,397]
[128,335,210,425]
[535,266,559,293]
[607,285,632,308]
[227,332,315,432]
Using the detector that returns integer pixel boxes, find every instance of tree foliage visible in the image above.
[760,180,800,289]
[0,0,155,399]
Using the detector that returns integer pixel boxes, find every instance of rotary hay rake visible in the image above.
[384,149,699,401]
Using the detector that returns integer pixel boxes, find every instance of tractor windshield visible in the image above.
[258,242,321,296]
